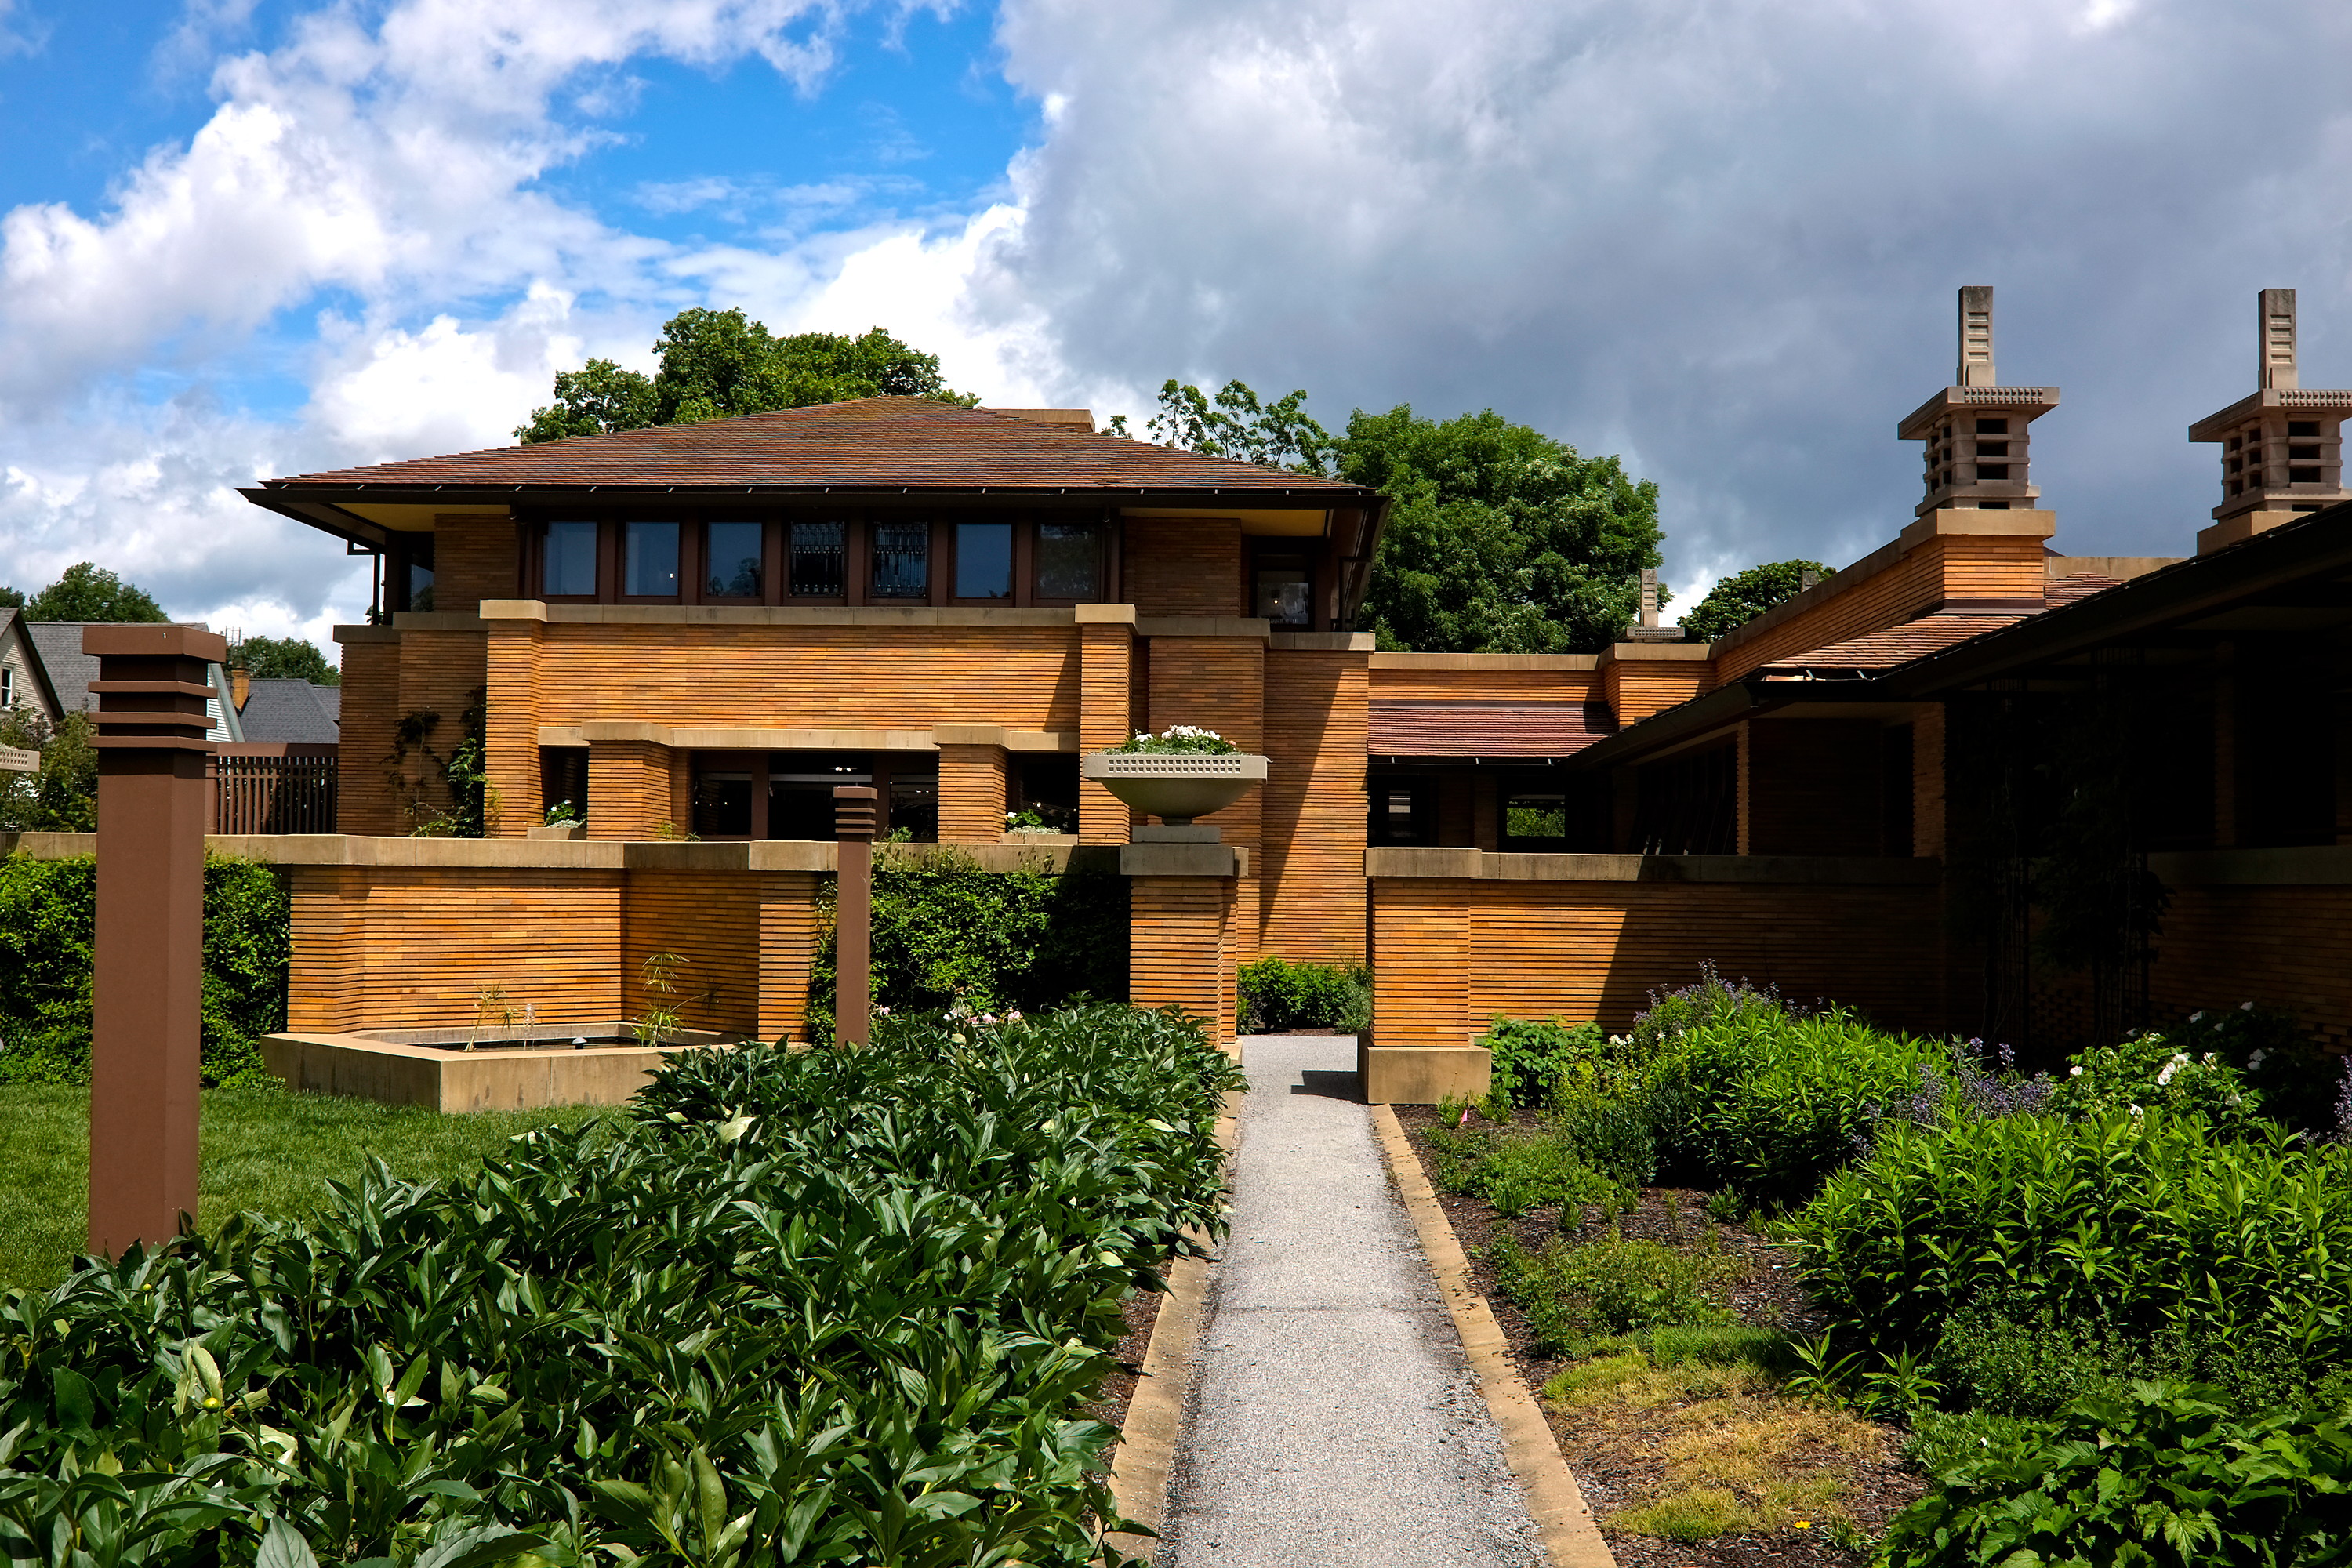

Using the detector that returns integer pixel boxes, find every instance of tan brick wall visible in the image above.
[622,869,760,1034]
[1367,666,1600,704]
[285,865,627,1033]
[758,872,823,1043]
[486,621,541,837]
[529,622,1082,732]
[1123,518,1242,618]
[394,630,490,831]
[1261,648,1370,962]
[590,742,677,840]
[1145,637,1265,848]
[433,514,518,615]
[1746,720,1885,856]
[1131,874,1237,1047]
[2151,885,2352,1058]
[938,744,1008,841]
[336,639,402,836]
[1605,658,1713,724]
[1080,622,1134,843]
[1370,875,1949,1047]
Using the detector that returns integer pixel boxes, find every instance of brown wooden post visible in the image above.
[85,624,224,1258]
[833,786,877,1045]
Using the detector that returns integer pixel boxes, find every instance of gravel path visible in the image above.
[1156,1036,1544,1568]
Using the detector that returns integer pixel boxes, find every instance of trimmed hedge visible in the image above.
[0,1004,1240,1568]
[0,851,289,1087]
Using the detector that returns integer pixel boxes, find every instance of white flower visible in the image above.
[2129,1103,2144,1116]
[2157,1063,2179,1087]
[2190,1011,2205,1023]
[2202,1053,2218,1065]
[1007,1011,1024,1022]
[2242,1001,2256,1011]
[2071,1065,2085,1077]
[2249,1050,2267,1071]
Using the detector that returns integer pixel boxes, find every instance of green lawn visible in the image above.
[0,1087,615,1293]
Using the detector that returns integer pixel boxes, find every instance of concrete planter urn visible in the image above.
[1082,750,1268,826]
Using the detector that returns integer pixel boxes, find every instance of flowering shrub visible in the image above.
[2045,1030,2267,1139]
[1858,1039,2054,1152]
[2169,1002,2332,1134]
[1111,725,1239,755]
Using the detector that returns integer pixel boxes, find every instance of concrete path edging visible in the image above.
[1104,1087,1243,1561]
[1370,1105,1618,1568]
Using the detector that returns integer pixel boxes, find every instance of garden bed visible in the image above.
[1395,1105,1925,1565]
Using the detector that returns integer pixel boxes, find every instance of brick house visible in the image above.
[225,289,2352,1099]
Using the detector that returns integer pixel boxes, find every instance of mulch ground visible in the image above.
[1085,1269,1167,1437]
[1393,1105,1926,1566]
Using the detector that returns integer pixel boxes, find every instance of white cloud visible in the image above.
[0,0,48,60]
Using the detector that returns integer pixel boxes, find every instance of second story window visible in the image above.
[1034,522,1101,601]
[1253,550,1312,629]
[954,522,1013,601]
[789,521,844,597]
[545,521,598,597]
[706,521,763,598]
[625,521,680,598]
[1,663,13,710]
[871,521,928,600]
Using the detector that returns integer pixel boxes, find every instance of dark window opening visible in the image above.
[1976,441,2010,457]
[544,521,597,597]
[401,535,436,613]
[706,521,764,598]
[1013,753,1080,833]
[1977,463,2011,481]
[2291,445,2322,461]
[953,521,1014,601]
[539,747,588,826]
[1034,522,1102,601]
[1630,746,1737,855]
[764,750,939,841]
[625,521,680,598]
[2290,420,2321,437]
[1975,418,2009,434]
[1977,500,2010,510]
[789,521,845,597]
[888,757,940,842]
[871,522,929,600]
[692,769,753,838]
[1252,551,1312,628]
[2292,467,2323,484]
[1367,773,1434,846]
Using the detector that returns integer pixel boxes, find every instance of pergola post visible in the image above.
[833,786,877,1046]
[85,624,224,1259]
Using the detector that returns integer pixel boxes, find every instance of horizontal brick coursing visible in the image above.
[1261,649,1370,962]
[434,515,519,615]
[1370,877,1947,1048]
[1715,534,2046,684]
[1367,667,1600,704]
[1130,874,1237,1046]
[1124,518,1242,619]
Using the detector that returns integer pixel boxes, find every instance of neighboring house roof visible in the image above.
[24,622,241,741]
[0,608,66,720]
[1369,702,1619,760]
[1755,575,2125,679]
[253,397,1375,499]
[237,679,341,743]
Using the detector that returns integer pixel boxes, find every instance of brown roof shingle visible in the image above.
[1369,702,1617,758]
[263,397,1374,498]
[1760,574,2125,677]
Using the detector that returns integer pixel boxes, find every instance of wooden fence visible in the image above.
[210,745,339,835]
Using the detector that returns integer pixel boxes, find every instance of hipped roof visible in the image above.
[256,397,1377,502]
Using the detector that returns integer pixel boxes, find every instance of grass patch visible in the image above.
[1493,1222,1744,1356]
[0,1084,614,1292]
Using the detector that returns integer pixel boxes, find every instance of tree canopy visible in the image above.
[16,564,169,624]
[517,311,974,442]
[0,586,20,609]
[1138,379,1665,653]
[1679,559,1834,644]
[231,634,339,688]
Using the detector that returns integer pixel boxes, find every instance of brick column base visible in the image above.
[1128,873,1238,1051]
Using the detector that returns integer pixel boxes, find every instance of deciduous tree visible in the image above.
[19,564,169,624]
[230,634,339,687]
[1680,559,1834,644]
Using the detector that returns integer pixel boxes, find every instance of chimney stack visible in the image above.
[2187,288,2352,553]
[1897,286,2060,518]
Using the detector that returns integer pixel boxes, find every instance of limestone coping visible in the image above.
[0,833,1123,876]
[2148,846,2352,885]
[1370,652,1601,671]
[1365,848,1941,884]
[536,722,1076,752]
[1120,842,1248,878]
[1135,615,1274,640]
[1270,631,1377,652]
[477,601,1084,629]
[1595,641,1713,666]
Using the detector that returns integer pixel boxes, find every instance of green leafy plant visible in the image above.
[2045,1029,2266,1137]
[0,1003,1241,1568]
[1237,956,1371,1034]
[807,845,1127,1045]
[1109,725,1239,755]
[542,800,583,828]
[0,851,287,1086]
[1490,1225,1742,1356]
[1425,1123,1622,1219]
[631,952,687,1046]
[1477,1018,1611,1108]
[1882,1381,2352,1567]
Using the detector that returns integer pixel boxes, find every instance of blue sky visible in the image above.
[4,0,2352,643]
